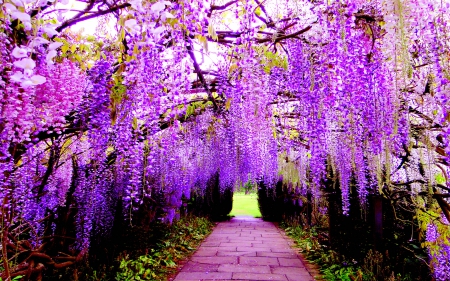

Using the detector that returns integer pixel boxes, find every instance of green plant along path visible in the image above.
[86,216,213,281]
[281,222,413,281]
[229,192,261,218]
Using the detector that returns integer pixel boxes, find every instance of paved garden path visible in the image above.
[173,216,315,281]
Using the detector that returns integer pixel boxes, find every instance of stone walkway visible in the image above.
[173,216,315,281]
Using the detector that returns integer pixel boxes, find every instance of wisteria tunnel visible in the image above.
[0,0,450,280]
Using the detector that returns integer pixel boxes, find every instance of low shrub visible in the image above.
[43,215,213,281]
[115,215,213,281]
[281,222,423,281]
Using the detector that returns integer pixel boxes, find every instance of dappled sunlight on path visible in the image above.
[172,217,315,281]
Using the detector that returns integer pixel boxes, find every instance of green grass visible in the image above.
[230,192,262,217]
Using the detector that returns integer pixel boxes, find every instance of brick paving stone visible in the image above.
[218,264,271,273]
[286,274,315,281]
[271,267,309,274]
[204,237,230,241]
[174,271,232,280]
[200,279,252,281]
[191,256,238,264]
[250,241,264,245]
[260,238,288,243]
[217,251,256,257]
[270,247,294,253]
[232,273,288,280]
[256,252,297,258]
[216,246,238,252]
[208,235,234,239]
[202,242,222,247]
[192,249,218,257]
[278,258,305,267]
[237,246,273,252]
[240,232,262,237]
[265,240,289,245]
[221,242,256,247]
[173,217,314,281]
[239,256,279,266]
[229,238,256,242]
[181,261,219,272]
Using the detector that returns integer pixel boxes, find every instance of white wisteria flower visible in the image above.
[151,1,171,15]
[151,26,165,36]
[125,19,140,34]
[129,0,143,12]
[11,11,30,22]
[14,58,36,70]
[12,46,28,58]
[4,3,17,12]
[46,50,57,64]
[10,71,24,82]
[49,42,63,50]
[11,0,24,6]
[151,1,165,13]
[29,75,46,85]
[29,37,49,48]
[42,25,59,37]
[161,11,174,21]
[10,71,46,87]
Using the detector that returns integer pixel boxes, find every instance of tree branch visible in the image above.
[185,37,218,110]
[210,0,239,12]
[56,2,130,32]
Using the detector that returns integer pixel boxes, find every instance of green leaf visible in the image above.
[74,54,82,63]
[435,173,446,184]
[255,7,262,16]
[61,43,69,54]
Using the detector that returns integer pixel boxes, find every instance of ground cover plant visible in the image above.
[1,0,450,280]
[282,222,424,281]
[43,215,212,280]
[114,215,213,281]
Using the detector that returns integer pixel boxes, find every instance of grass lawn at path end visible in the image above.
[230,192,261,217]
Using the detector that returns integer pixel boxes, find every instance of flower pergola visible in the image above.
[0,0,449,279]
